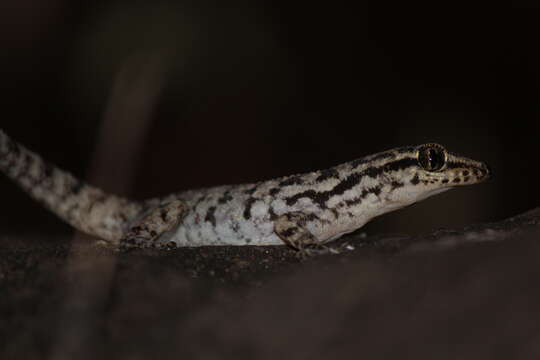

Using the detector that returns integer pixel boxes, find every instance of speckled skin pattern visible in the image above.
[0,130,490,250]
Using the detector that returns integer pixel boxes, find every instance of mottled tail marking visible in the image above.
[0,130,144,242]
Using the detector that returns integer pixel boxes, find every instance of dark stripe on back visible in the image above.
[285,157,417,207]
[381,157,417,173]
[343,185,382,207]
[315,168,339,182]
[279,175,304,187]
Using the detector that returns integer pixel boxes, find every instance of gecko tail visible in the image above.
[0,129,144,242]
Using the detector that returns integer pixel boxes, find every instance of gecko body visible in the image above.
[0,129,490,252]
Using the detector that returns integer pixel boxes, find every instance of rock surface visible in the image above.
[1,208,540,359]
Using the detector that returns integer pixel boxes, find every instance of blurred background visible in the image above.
[0,1,536,236]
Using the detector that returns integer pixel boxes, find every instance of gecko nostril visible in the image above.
[485,164,492,177]
[480,163,491,179]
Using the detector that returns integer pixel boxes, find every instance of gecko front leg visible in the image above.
[274,212,332,257]
[120,199,187,249]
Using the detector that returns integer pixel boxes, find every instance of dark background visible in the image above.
[0,1,537,236]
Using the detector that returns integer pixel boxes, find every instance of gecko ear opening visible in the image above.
[417,144,447,172]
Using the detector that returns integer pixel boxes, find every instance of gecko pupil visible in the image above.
[418,144,446,171]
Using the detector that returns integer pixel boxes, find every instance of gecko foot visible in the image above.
[119,199,187,249]
[274,212,356,258]
[274,212,327,258]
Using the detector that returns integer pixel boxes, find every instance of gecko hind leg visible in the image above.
[119,199,187,249]
[274,212,333,258]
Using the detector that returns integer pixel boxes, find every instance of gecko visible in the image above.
[0,129,490,254]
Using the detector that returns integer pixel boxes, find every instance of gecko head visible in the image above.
[384,143,490,206]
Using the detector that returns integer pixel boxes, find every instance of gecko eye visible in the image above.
[418,144,447,172]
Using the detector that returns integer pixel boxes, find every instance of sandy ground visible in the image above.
[1,208,540,360]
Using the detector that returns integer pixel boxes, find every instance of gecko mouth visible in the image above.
[474,163,491,183]
[452,163,491,185]
[482,163,492,180]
